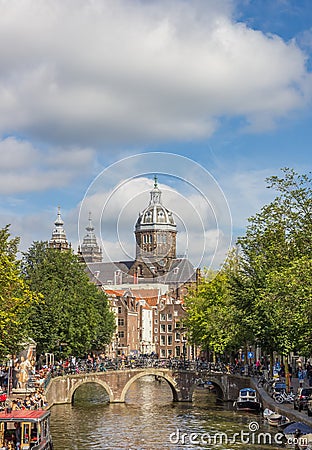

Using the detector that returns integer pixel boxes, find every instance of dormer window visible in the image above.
[158,210,165,222]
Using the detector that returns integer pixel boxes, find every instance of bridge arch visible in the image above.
[68,379,114,404]
[203,378,224,400]
[119,371,179,403]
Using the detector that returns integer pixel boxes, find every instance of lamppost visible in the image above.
[182,336,187,369]
[114,333,119,358]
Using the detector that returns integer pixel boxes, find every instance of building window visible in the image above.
[167,313,172,321]
[155,336,158,342]
[118,318,124,326]
[157,233,167,243]
[174,310,178,317]
[175,346,181,357]
[160,324,166,333]
[160,314,166,321]
[118,306,122,314]
[161,336,166,345]
[161,349,166,357]
[167,324,172,333]
[143,234,152,244]
[168,349,172,357]
[154,318,158,324]
[154,328,158,334]
[175,332,180,341]
[118,331,124,338]
[168,335,172,345]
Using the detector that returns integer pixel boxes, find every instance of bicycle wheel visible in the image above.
[275,395,284,404]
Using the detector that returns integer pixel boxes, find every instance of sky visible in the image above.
[1,0,312,270]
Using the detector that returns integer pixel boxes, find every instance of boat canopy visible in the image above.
[239,388,256,395]
[283,422,312,435]
[0,410,50,423]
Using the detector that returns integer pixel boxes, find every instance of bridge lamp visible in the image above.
[182,336,187,369]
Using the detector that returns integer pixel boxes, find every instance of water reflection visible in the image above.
[50,376,282,449]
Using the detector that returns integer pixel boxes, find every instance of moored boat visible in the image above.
[0,409,53,449]
[234,388,261,412]
[263,408,290,427]
[267,413,290,427]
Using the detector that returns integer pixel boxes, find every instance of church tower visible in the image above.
[49,207,71,251]
[130,176,177,278]
[78,212,103,263]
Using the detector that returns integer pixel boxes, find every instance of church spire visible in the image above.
[86,211,94,233]
[49,206,70,251]
[78,212,102,263]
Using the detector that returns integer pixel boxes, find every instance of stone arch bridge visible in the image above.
[45,369,250,407]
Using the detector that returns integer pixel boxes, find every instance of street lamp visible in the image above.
[115,333,119,357]
[182,336,187,369]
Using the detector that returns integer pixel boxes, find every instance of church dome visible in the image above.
[135,177,176,231]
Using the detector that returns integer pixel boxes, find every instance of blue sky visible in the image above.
[1,0,312,269]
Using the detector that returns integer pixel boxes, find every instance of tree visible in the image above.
[185,169,312,364]
[235,168,312,359]
[22,242,115,357]
[0,225,41,357]
[259,256,312,356]
[185,267,239,359]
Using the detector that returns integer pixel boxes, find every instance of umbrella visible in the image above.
[283,422,312,435]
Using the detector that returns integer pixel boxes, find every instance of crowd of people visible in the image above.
[7,388,48,411]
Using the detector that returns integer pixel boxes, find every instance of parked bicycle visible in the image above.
[274,391,295,404]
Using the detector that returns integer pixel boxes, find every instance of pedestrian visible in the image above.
[298,368,304,387]
[294,428,302,450]
[14,422,21,450]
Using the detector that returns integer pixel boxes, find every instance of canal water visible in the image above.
[50,376,283,449]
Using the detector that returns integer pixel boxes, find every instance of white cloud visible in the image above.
[0,0,310,146]
[0,137,96,194]
[5,167,282,268]
[77,174,232,268]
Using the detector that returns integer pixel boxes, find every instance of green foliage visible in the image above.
[185,268,239,355]
[0,226,41,357]
[22,242,115,357]
[185,169,312,359]
[236,168,312,355]
[258,257,312,355]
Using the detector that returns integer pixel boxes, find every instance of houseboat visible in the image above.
[0,409,53,449]
[234,388,261,412]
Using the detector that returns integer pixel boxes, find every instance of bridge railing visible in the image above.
[45,358,200,378]
[42,359,256,385]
